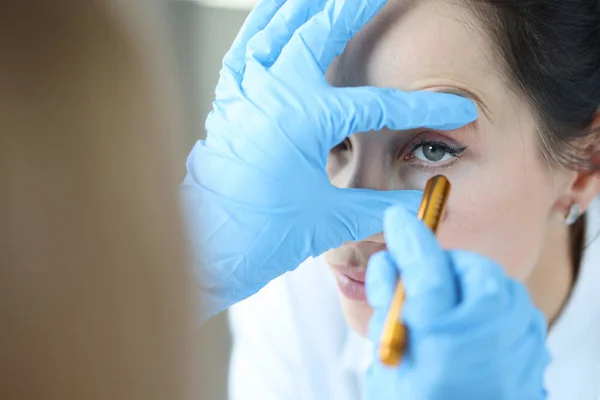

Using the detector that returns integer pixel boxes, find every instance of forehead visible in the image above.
[329,0,501,93]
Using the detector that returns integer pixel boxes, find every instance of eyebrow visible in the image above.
[437,87,492,121]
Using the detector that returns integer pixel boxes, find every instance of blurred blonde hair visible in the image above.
[0,1,194,399]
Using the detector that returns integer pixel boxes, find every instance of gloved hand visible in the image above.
[365,206,550,400]
[181,0,478,321]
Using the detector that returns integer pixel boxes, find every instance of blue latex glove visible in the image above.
[181,0,478,321]
[365,206,550,400]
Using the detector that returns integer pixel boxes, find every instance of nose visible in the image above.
[346,150,385,190]
[328,134,407,191]
[341,238,387,268]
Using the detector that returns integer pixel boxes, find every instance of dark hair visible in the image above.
[468,0,600,170]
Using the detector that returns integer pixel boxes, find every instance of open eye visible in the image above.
[414,142,454,162]
[408,140,466,164]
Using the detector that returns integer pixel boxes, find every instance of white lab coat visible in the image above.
[229,198,600,400]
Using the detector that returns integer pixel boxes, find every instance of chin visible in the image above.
[338,295,373,338]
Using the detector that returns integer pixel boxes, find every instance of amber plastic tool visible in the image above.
[378,175,451,366]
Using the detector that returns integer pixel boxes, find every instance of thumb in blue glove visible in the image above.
[181,0,478,321]
[365,205,550,400]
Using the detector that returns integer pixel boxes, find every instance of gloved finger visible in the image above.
[365,362,409,399]
[367,308,388,343]
[524,317,552,398]
[319,188,422,252]
[366,251,398,310]
[384,205,459,328]
[309,188,421,260]
[505,317,551,396]
[431,279,541,364]
[324,87,477,150]
[449,250,510,324]
[222,0,286,78]
[281,0,390,74]
[502,280,546,349]
[246,0,328,67]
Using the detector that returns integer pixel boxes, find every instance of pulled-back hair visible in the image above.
[469,0,600,170]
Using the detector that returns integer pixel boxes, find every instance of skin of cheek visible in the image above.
[433,94,572,281]
[434,153,555,281]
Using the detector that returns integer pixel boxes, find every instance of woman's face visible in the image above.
[324,0,575,336]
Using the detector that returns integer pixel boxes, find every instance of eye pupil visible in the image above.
[423,144,447,162]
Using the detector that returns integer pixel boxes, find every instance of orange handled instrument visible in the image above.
[378,175,451,366]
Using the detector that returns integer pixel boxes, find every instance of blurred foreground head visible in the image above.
[0,1,194,399]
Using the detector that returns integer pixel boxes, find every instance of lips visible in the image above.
[332,264,368,302]
[329,238,386,303]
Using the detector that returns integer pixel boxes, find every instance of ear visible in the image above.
[559,112,600,216]
[565,171,600,215]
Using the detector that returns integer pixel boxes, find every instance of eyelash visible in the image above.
[404,139,467,169]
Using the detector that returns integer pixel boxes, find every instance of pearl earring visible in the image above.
[565,203,582,225]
